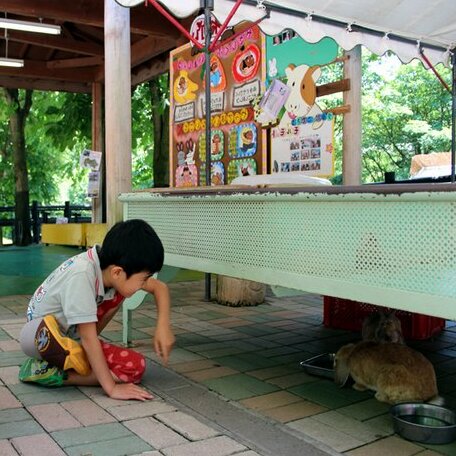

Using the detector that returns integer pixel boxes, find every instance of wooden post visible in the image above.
[91,81,104,223]
[216,276,265,307]
[343,46,362,185]
[104,0,132,226]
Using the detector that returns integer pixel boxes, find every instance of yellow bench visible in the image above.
[41,223,107,247]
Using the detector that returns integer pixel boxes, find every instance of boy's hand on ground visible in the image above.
[109,383,153,401]
[154,325,175,365]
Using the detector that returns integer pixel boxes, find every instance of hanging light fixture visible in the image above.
[0,57,24,67]
[0,29,24,68]
[0,17,61,35]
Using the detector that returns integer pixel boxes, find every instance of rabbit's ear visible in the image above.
[334,343,354,387]
[334,358,350,387]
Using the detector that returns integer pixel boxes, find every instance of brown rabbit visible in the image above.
[362,310,404,344]
[334,341,438,404]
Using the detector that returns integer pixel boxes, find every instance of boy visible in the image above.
[19,219,175,401]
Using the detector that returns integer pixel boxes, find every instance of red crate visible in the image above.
[323,296,445,340]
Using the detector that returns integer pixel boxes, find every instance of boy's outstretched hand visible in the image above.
[154,325,175,365]
[109,383,153,401]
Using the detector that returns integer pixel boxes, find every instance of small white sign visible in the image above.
[232,80,261,108]
[80,149,102,171]
[174,102,195,123]
[200,92,225,115]
[87,171,100,198]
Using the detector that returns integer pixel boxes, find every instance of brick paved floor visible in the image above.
[1,279,456,455]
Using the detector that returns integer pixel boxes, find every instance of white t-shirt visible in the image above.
[26,245,117,338]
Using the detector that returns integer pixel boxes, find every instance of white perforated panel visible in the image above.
[121,191,456,319]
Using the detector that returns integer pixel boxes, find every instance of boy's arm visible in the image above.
[142,277,175,364]
[78,322,152,401]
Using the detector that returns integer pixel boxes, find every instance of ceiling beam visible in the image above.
[0,60,97,83]
[132,54,169,86]
[2,0,181,37]
[7,30,104,56]
[131,36,178,67]
[0,76,90,93]
[47,56,104,69]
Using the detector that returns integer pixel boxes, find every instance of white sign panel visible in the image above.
[174,102,196,123]
[232,80,261,108]
[200,92,225,115]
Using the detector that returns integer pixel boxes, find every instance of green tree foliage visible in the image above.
[316,57,344,183]
[0,90,93,207]
[1,78,170,214]
[131,73,170,189]
[41,91,92,204]
[361,52,451,182]
[132,82,154,189]
[0,94,14,205]
[319,50,451,183]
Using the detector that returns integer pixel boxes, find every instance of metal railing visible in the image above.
[0,201,92,244]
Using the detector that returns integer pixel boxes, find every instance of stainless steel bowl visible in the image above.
[391,403,456,444]
[300,353,335,379]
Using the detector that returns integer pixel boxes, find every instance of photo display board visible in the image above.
[170,23,267,187]
[266,31,337,177]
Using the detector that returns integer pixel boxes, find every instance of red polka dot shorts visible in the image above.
[100,341,146,384]
[97,294,146,384]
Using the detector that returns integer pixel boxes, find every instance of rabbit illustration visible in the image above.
[185,139,196,165]
[334,341,438,404]
[268,57,278,78]
[362,310,404,344]
[176,142,186,166]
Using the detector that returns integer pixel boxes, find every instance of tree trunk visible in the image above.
[149,75,170,188]
[4,89,33,246]
[216,275,266,307]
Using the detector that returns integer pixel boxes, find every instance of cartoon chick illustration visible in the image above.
[173,70,199,104]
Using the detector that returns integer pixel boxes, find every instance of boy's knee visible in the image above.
[107,346,146,383]
[130,352,146,383]
[19,318,43,358]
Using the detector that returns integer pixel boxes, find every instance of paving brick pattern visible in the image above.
[1,279,456,455]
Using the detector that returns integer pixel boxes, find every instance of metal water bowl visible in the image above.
[300,353,335,380]
[391,403,456,444]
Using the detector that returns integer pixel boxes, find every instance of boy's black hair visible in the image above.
[98,219,164,277]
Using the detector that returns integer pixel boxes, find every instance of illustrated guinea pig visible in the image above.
[362,310,404,344]
[334,341,438,404]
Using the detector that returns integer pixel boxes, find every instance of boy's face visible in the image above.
[111,268,151,297]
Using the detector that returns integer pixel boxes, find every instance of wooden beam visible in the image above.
[324,105,351,115]
[2,0,104,26]
[128,9,183,37]
[343,46,362,185]
[47,56,103,69]
[0,76,90,93]
[131,36,177,67]
[7,30,104,56]
[0,61,97,82]
[317,79,350,97]
[91,81,104,223]
[105,0,132,225]
[131,56,170,86]
[2,0,181,37]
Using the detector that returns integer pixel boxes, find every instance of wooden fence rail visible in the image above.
[0,201,92,244]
